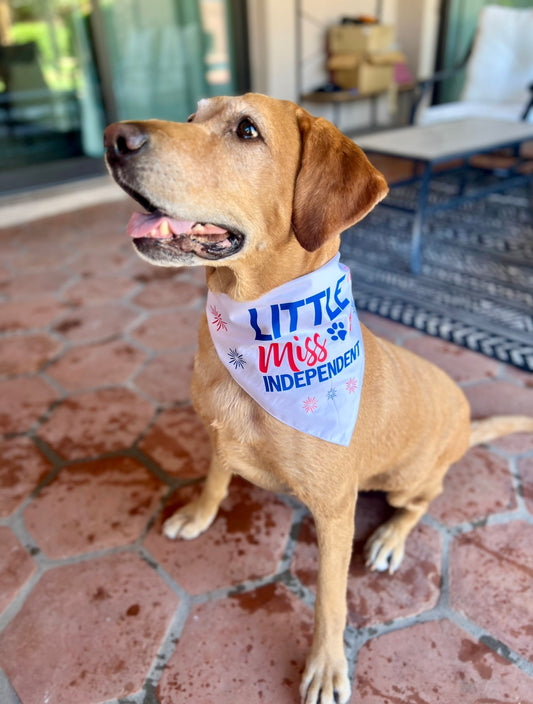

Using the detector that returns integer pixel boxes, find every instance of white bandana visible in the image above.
[206,254,364,446]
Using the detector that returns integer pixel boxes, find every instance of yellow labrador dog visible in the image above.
[105,93,533,704]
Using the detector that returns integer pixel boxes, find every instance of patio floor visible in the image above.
[0,179,532,704]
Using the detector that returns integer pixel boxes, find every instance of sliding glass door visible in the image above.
[0,0,248,186]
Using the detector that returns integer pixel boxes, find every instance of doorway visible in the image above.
[0,0,249,192]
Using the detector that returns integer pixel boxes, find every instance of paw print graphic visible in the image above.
[327,321,347,341]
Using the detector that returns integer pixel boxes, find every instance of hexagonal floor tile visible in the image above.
[62,274,138,307]
[0,552,179,704]
[145,479,293,594]
[292,493,441,629]
[0,297,68,333]
[130,309,201,351]
[24,457,165,558]
[38,387,154,459]
[355,620,533,702]
[0,377,57,434]
[52,303,139,344]
[465,380,533,419]
[133,350,194,404]
[0,528,35,613]
[46,339,147,391]
[68,248,133,278]
[450,520,533,661]
[0,437,53,518]
[428,447,516,526]
[0,334,62,376]
[1,268,72,299]
[133,278,206,309]
[403,336,499,383]
[157,582,313,704]
[139,406,211,478]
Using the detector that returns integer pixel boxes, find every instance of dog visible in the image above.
[104,93,533,704]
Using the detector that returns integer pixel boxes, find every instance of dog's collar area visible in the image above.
[206,254,365,446]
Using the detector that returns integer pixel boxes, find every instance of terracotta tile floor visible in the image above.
[1,195,533,704]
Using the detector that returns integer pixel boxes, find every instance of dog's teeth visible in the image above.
[150,227,158,237]
[160,220,170,236]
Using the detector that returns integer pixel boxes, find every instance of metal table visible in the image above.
[355,119,533,274]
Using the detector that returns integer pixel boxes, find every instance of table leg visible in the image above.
[410,162,431,275]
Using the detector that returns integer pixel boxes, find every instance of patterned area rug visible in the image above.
[340,177,533,372]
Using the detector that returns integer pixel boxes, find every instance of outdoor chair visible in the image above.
[411,4,533,126]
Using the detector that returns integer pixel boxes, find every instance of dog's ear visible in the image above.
[292,110,388,252]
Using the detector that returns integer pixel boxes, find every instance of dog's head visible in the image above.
[105,93,387,292]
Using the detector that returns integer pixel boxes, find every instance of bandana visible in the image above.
[206,254,364,446]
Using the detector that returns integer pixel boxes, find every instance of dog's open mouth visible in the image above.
[127,210,244,261]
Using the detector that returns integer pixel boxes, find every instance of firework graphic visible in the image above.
[302,396,318,414]
[210,305,228,332]
[227,348,246,369]
[346,378,358,394]
[327,387,337,401]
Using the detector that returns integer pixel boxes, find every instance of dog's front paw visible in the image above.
[364,522,405,574]
[300,651,350,704]
[163,500,217,540]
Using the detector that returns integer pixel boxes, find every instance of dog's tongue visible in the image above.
[127,211,228,240]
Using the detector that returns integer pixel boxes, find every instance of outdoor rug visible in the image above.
[340,176,533,372]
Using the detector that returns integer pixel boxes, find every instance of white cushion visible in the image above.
[462,5,533,105]
[418,100,533,126]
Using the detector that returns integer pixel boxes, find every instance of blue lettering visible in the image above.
[317,364,328,382]
[280,299,305,332]
[249,307,272,341]
[266,375,281,392]
[305,290,326,325]
[334,275,350,311]
[305,368,317,385]
[326,275,350,320]
[280,374,294,391]
[294,371,306,388]
[271,304,281,339]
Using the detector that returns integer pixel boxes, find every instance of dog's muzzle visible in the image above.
[104,122,245,264]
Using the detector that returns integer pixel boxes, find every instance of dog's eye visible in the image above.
[187,113,196,123]
[236,118,260,140]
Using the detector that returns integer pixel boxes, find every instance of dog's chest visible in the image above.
[191,349,293,492]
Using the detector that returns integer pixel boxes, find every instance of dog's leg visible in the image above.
[300,494,356,704]
[163,455,231,540]
[365,475,445,574]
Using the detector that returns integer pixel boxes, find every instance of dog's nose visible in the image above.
[104,122,148,159]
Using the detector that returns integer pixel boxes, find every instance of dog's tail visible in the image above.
[469,416,533,448]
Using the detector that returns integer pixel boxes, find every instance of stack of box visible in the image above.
[327,23,405,94]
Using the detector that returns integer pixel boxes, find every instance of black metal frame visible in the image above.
[367,134,533,275]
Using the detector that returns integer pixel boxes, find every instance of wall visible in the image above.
[247,0,298,100]
[247,0,440,132]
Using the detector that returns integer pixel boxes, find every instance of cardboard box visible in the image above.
[328,24,394,54]
[327,54,394,93]
[357,62,394,93]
